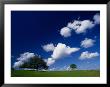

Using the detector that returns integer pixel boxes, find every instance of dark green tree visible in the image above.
[70,64,77,70]
[20,56,48,70]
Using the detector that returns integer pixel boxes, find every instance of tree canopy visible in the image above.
[20,56,48,70]
[70,64,77,70]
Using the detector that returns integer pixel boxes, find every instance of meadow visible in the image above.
[11,70,100,77]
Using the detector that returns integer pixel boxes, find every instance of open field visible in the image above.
[11,70,100,77]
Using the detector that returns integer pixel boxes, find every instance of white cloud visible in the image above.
[81,38,95,48]
[59,65,70,71]
[93,14,100,24]
[67,20,81,30]
[13,61,24,68]
[67,20,95,34]
[76,20,95,34]
[17,52,35,62]
[51,43,80,60]
[60,13,100,37]
[49,68,56,71]
[60,27,72,37]
[46,58,55,66]
[42,43,55,52]
[66,66,71,71]
[13,52,35,68]
[44,43,80,66]
[79,51,99,60]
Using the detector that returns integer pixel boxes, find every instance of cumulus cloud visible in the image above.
[13,61,24,68]
[44,43,80,66]
[13,52,35,68]
[93,14,100,24]
[67,20,81,29]
[51,43,80,60]
[42,43,55,52]
[67,20,95,34]
[81,38,95,48]
[60,27,72,37]
[60,13,100,37]
[66,66,71,71]
[46,58,55,66]
[75,20,95,33]
[79,51,99,60]
[17,52,35,62]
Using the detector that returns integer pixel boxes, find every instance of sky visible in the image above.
[11,11,100,70]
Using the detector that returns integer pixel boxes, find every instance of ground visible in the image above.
[11,70,100,77]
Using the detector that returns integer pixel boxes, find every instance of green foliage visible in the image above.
[20,55,48,70]
[70,64,77,70]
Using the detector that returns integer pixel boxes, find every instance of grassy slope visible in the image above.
[11,70,100,77]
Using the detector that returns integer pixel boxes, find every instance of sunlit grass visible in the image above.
[11,70,100,77]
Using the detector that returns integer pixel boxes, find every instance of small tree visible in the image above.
[70,64,77,70]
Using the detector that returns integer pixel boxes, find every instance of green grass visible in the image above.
[11,70,100,77]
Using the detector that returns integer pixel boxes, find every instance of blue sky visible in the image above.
[11,11,100,70]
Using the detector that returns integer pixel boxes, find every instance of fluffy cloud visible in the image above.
[93,14,100,24]
[67,20,81,29]
[67,20,95,34]
[46,58,55,66]
[44,43,80,66]
[66,66,71,71]
[81,38,95,48]
[60,27,72,37]
[60,13,100,37]
[13,52,35,68]
[51,43,80,60]
[79,51,99,60]
[75,20,95,34]
[17,52,35,62]
[42,43,55,52]
[13,61,24,68]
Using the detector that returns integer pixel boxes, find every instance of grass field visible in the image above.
[11,70,100,77]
